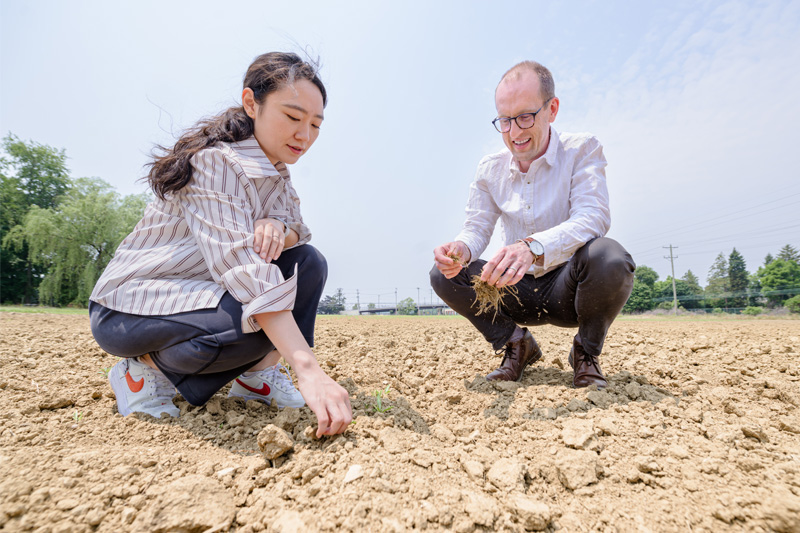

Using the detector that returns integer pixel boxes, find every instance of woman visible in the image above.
[89,52,351,437]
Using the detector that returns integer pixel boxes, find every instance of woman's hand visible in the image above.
[253,218,286,262]
[296,369,353,437]
[255,310,353,437]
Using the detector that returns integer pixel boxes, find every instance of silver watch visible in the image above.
[518,238,544,258]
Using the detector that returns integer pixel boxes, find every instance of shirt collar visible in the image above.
[231,137,290,180]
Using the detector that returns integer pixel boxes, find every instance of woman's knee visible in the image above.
[295,245,328,284]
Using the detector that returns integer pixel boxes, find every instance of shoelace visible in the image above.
[495,342,517,363]
[576,351,602,371]
[264,364,297,393]
[149,369,176,399]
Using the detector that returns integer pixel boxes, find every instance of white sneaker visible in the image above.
[228,363,305,408]
[108,358,180,418]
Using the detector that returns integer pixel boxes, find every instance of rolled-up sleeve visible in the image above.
[183,147,297,333]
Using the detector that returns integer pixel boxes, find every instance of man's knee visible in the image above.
[430,265,454,296]
[583,238,635,279]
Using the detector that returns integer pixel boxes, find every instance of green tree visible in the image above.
[681,270,704,309]
[757,259,800,307]
[786,294,800,314]
[317,288,346,315]
[764,253,774,266]
[367,302,376,310]
[634,265,659,289]
[705,253,730,309]
[0,135,71,303]
[654,278,695,309]
[4,178,148,306]
[728,248,748,308]
[397,297,416,315]
[622,277,653,313]
[777,244,799,264]
[747,273,763,307]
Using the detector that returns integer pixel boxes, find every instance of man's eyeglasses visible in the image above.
[492,98,552,133]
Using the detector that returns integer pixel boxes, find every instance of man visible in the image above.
[430,61,635,389]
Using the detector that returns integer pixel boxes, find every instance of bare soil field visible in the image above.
[1,312,799,532]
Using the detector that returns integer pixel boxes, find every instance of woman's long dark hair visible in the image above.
[146,52,327,200]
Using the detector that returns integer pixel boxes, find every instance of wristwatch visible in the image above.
[518,237,544,260]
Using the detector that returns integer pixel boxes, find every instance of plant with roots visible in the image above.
[471,275,522,322]
[372,385,393,413]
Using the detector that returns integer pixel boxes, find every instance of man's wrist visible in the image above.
[458,243,472,263]
[516,237,544,261]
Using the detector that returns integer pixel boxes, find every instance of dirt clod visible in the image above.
[257,424,294,459]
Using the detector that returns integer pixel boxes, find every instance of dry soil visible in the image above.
[1,313,799,532]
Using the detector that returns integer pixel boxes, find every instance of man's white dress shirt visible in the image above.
[454,127,610,277]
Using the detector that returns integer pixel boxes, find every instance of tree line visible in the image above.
[4,135,799,315]
[623,246,800,314]
[1,135,148,306]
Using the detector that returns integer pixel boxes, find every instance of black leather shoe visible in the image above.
[568,339,607,389]
[486,328,542,382]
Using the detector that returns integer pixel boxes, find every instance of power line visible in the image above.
[624,189,800,248]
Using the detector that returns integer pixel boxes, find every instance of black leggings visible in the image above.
[430,237,635,355]
[90,245,327,405]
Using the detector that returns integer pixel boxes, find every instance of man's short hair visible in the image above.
[498,61,555,102]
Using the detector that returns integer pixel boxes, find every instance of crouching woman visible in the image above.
[89,52,351,437]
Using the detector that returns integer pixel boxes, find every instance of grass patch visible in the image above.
[0,305,88,315]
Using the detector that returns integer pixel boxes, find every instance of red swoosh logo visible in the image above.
[235,379,270,396]
[126,371,144,393]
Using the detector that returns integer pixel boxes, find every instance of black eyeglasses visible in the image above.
[492,98,552,133]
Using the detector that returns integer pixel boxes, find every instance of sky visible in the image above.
[2,0,799,308]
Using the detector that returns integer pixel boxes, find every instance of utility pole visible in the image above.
[664,245,678,316]
[417,287,420,315]
[356,289,360,312]
[395,288,398,315]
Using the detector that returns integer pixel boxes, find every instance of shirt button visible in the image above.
[526,205,530,210]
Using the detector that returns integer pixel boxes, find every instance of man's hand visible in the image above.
[253,218,286,262]
[433,241,471,279]
[296,369,353,437]
[480,241,534,287]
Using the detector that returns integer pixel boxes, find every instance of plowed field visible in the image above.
[1,313,799,532]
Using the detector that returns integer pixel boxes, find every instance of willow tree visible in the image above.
[0,135,71,303]
[5,178,148,306]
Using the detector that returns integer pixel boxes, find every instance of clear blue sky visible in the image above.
[2,0,799,306]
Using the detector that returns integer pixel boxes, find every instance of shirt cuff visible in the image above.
[531,233,562,271]
[453,234,479,265]
[241,264,298,333]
